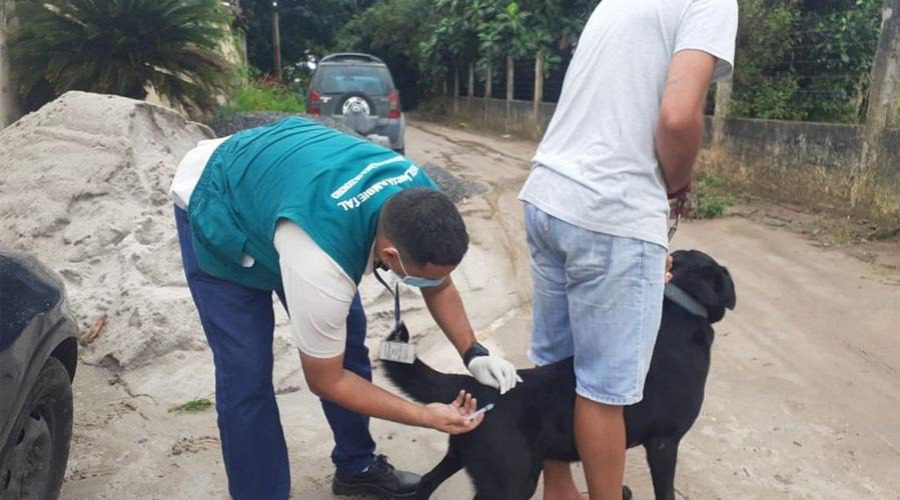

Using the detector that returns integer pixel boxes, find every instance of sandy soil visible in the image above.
[56,119,900,499]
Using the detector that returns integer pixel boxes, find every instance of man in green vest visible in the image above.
[169,117,520,500]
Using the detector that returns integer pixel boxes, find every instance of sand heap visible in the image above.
[0,91,213,370]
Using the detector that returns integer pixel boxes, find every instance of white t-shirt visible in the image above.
[519,0,738,249]
[170,138,366,358]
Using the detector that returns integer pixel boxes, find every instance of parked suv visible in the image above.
[307,53,406,153]
[0,251,79,500]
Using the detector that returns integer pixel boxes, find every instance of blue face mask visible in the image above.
[393,253,445,288]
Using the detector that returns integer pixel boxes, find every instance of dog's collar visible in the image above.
[664,283,708,319]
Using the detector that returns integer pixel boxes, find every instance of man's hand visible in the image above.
[467,356,522,394]
[421,390,484,434]
[665,254,673,284]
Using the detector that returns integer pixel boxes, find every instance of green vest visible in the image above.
[188,117,438,290]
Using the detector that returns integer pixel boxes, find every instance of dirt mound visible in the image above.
[0,91,213,370]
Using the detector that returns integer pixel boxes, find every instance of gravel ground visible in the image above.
[207,112,485,202]
[421,162,486,203]
[208,111,357,137]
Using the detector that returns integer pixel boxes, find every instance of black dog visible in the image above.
[384,250,736,500]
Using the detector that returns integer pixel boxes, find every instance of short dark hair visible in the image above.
[380,188,469,266]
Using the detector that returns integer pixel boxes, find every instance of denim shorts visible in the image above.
[524,202,666,405]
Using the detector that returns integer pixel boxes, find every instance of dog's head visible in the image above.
[670,250,736,323]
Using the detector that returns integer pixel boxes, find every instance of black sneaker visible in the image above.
[332,454,421,499]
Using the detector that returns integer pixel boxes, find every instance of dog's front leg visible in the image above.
[644,438,679,500]
[416,449,464,500]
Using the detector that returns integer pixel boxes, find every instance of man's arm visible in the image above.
[300,353,482,434]
[655,49,718,194]
[419,276,476,356]
[420,277,521,394]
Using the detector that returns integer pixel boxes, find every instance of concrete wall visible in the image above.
[447,96,556,140]
[880,128,900,184]
[0,0,20,129]
[704,117,900,223]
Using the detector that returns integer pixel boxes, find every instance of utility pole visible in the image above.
[854,0,900,205]
[713,80,733,146]
[272,1,282,81]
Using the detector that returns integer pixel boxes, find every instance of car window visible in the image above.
[315,65,394,95]
[0,255,60,350]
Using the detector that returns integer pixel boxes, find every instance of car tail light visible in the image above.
[388,91,400,119]
[308,90,321,116]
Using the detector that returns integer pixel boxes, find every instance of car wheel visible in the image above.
[1,357,73,500]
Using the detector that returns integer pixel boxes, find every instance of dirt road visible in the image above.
[60,119,900,499]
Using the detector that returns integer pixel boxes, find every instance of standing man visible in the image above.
[170,117,520,499]
[518,1,738,499]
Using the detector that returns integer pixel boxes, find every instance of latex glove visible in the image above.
[467,356,523,394]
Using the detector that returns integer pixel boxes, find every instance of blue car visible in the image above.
[0,251,79,500]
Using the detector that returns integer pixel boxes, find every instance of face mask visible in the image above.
[392,252,445,288]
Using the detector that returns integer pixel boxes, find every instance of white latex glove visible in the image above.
[467,356,523,395]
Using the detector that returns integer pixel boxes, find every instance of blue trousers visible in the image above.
[175,207,376,500]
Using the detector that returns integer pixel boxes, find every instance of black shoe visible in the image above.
[332,454,421,499]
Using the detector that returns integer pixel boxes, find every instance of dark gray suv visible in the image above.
[307,53,405,153]
[1,251,78,500]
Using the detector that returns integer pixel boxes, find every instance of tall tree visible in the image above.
[10,0,233,113]
[335,0,436,108]
[242,0,373,76]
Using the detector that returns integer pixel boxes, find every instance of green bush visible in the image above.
[219,80,305,116]
[691,175,734,219]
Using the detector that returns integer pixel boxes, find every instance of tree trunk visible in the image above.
[453,65,460,113]
[468,62,475,111]
[484,62,493,124]
[506,55,514,132]
[533,50,545,136]
[855,0,900,206]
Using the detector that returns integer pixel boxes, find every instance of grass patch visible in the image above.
[169,397,214,414]
[691,175,735,219]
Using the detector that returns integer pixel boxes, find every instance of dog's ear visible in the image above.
[671,250,736,323]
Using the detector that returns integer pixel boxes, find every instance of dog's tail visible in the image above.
[382,358,484,404]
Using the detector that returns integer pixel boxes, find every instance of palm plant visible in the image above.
[10,0,233,113]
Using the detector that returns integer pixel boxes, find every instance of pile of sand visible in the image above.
[0,91,213,370]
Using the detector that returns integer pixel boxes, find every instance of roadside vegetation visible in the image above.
[691,175,735,220]
[10,0,232,114]
[218,70,305,118]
